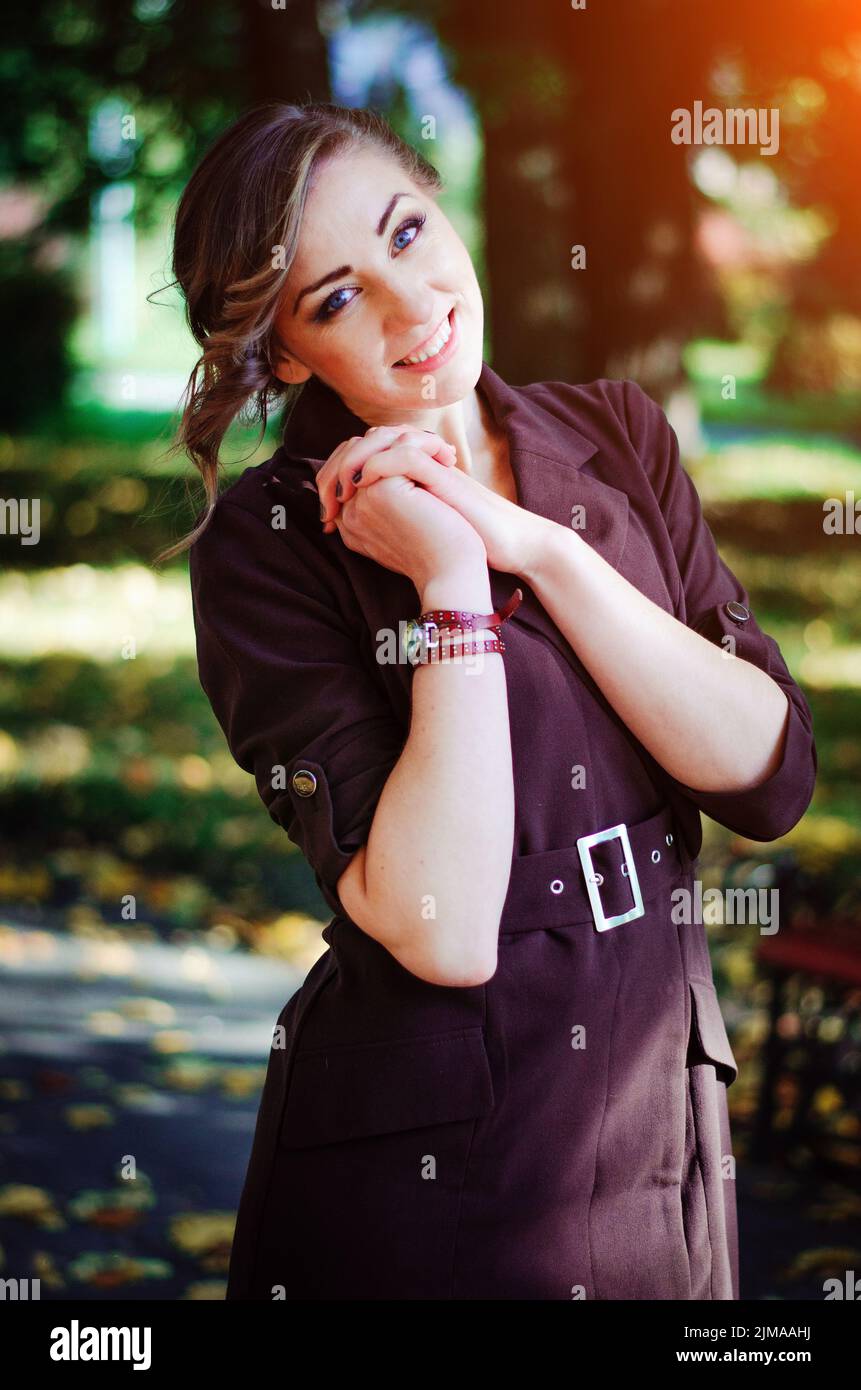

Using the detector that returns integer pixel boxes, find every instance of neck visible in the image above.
[338,376,501,482]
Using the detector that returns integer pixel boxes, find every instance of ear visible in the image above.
[272,353,313,386]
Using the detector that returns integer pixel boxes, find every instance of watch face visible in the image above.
[403,619,425,665]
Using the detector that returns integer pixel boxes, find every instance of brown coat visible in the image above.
[190,362,817,1300]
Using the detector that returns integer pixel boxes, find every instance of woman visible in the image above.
[167,101,817,1300]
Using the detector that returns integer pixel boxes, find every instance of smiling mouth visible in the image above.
[393,308,456,367]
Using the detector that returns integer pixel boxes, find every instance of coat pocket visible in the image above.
[687,979,739,1088]
[280,1026,496,1149]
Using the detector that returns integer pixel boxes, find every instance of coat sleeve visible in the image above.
[621,378,817,842]
[189,496,407,918]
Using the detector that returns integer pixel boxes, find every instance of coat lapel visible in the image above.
[274,361,631,675]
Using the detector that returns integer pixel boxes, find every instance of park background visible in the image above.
[0,0,859,1299]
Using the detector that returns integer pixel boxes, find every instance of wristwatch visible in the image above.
[402,586,523,666]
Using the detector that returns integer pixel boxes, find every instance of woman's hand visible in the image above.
[316,425,457,529]
[323,425,546,576]
[327,452,488,596]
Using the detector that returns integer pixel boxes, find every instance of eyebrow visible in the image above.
[292,191,411,314]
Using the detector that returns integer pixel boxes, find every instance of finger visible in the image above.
[319,428,454,523]
[319,426,407,519]
[352,442,454,494]
[315,435,365,524]
[380,428,456,470]
[342,427,457,486]
[328,431,453,519]
[403,429,458,468]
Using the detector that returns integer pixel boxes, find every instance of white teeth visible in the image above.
[397,312,452,365]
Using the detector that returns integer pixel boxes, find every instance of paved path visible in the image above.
[0,919,300,1299]
[1,920,858,1301]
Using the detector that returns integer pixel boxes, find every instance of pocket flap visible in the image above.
[280,1027,495,1149]
[687,980,739,1087]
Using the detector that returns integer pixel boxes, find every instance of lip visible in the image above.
[392,307,459,371]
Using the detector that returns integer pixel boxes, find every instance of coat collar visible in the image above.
[277,359,628,560]
[275,360,631,670]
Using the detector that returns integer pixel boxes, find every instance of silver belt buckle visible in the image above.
[576,822,645,932]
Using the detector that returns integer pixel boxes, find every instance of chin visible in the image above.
[409,343,483,401]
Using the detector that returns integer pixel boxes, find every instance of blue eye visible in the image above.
[312,212,427,322]
[314,286,354,321]
[392,212,425,251]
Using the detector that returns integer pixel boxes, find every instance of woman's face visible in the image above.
[272,146,484,422]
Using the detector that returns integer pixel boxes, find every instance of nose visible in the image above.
[387,304,445,366]
[384,281,437,334]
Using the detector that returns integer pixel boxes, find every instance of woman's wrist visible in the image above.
[418,565,492,613]
[518,516,575,588]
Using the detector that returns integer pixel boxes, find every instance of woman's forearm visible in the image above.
[523,519,790,793]
[339,560,515,988]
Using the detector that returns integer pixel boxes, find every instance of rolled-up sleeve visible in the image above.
[621,379,817,842]
[189,496,406,918]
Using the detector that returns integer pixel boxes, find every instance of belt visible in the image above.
[499,803,690,936]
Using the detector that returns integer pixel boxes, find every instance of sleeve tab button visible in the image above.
[725,600,750,623]
[292,769,318,796]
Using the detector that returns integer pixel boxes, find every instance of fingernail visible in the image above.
[352,468,363,484]
[319,501,326,519]
[335,480,342,499]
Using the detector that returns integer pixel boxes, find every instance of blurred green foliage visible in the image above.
[0,243,79,430]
